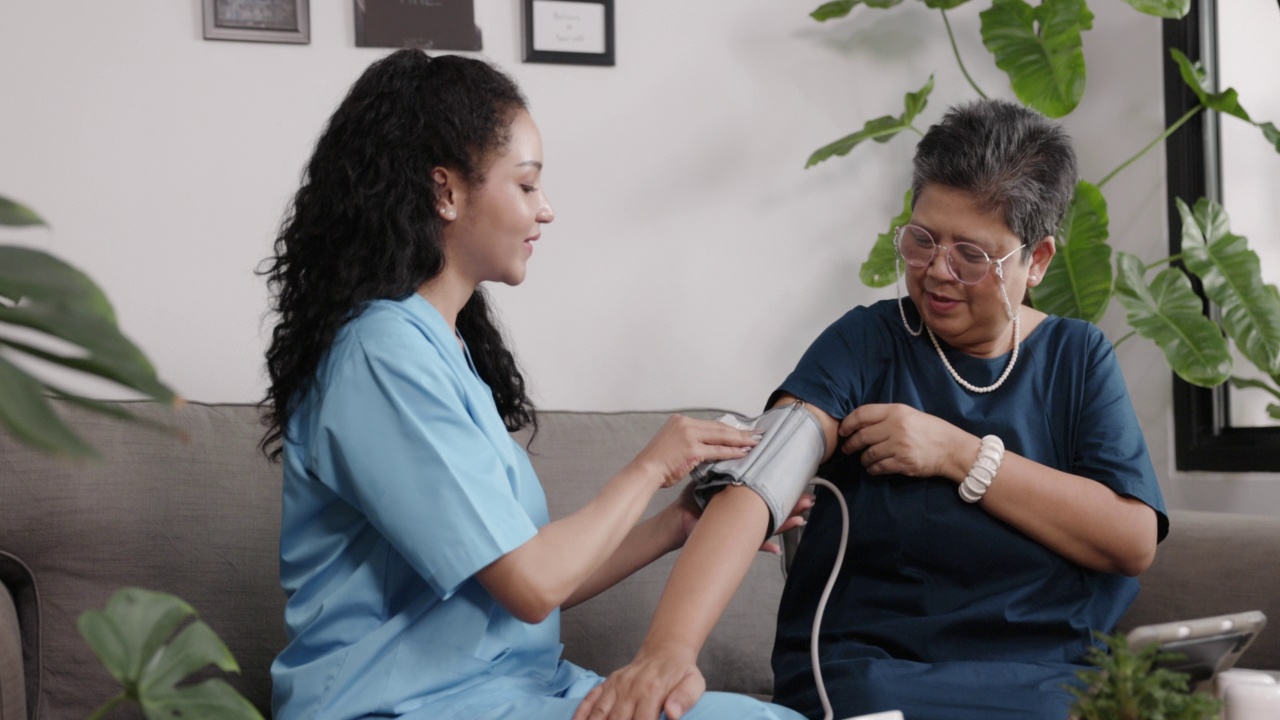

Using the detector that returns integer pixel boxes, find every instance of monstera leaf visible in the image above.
[810,0,904,19]
[1031,180,1112,322]
[1114,252,1232,388]
[862,188,914,288]
[79,588,263,720]
[1119,0,1190,19]
[0,196,45,226]
[0,195,177,458]
[806,76,934,167]
[979,0,1094,118]
[1176,198,1280,377]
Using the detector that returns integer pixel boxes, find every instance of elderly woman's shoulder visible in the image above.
[1035,313,1117,355]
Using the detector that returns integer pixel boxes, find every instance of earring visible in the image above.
[441,207,455,220]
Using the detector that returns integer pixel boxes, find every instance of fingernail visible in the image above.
[751,433,765,442]
[797,518,808,526]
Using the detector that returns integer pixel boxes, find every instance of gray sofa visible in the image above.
[2,401,1278,719]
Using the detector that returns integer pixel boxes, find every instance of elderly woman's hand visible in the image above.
[838,403,978,482]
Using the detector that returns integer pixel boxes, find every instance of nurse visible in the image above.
[259,50,805,720]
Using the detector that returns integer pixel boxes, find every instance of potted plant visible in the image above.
[1068,632,1221,720]
[1,196,261,719]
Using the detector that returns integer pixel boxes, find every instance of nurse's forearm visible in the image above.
[477,464,662,623]
[562,507,683,610]
[635,486,771,660]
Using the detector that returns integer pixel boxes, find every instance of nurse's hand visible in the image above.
[839,403,977,482]
[628,415,759,489]
[571,645,704,720]
[666,481,813,555]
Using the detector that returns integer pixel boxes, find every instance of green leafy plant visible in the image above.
[0,194,179,457]
[1068,632,1221,720]
[79,588,264,720]
[805,0,1280,422]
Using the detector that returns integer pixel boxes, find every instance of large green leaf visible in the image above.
[810,0,904,19]
[812,0,859,19]
[1119,0,1189,19]
[0,248,174,401]
[1260,122,1280,153]
[0,246,117,319]
[1177,198,1280,376]
[0,195,46,227]
[979,0,1094,118]
[1229,376,1280,403]
[1168,49,1250,122]
[921,0,972,8]
[0,354,97,458]
[806,76,934,167]
[1114,252,1232,387]
[0,246,176,456]
[861,188,914,288]
[1030,180,1112,322]
[78,588,262,720]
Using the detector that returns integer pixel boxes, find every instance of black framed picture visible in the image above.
[202,0,310,44]
[354,0,482,51]
[523,0,615,66]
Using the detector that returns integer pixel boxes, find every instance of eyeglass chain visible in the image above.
[897,258,1022,394]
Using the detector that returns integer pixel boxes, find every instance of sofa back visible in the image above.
[2,401,1279,720]
[0,402,784,720]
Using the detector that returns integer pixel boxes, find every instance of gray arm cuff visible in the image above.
[690,401,825,538]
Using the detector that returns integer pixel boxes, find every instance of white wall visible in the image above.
[1,0,1276,514]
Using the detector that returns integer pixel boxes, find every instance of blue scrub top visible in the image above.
[770,300,1167,720]
[271,295,596,720]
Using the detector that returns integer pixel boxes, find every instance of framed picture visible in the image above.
[523,0,614,66]
[354,0,482,51]
[203,0,310,44]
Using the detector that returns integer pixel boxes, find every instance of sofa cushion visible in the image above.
[1118,509,1280,670]
[0,401,284,719]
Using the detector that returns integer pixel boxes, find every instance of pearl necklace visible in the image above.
[926,315,1020,394]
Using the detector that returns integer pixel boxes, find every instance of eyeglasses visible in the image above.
[894,224,1024,285]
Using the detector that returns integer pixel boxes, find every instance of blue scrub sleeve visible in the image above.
[311,331,539,599]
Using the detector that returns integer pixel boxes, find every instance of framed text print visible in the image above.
[523,0,615,66]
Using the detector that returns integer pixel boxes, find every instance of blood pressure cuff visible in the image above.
[690,400,825,538]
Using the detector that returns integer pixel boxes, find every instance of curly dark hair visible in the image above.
[259,49,536,461]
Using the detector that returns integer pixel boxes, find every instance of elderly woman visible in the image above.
[575,99,1167,720]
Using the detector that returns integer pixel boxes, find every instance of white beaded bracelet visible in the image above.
[959,435,1004,504]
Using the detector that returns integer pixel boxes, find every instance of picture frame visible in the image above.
[522,0,614,67]
[202,0,310,44]
[354,0,482,51]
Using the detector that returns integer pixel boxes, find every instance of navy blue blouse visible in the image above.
[770,299,1167,720]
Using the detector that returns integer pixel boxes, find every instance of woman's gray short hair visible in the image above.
[911,99,1078,253]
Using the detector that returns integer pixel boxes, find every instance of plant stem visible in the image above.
[909,125,925,137]
[942,10,987,99]
[1144,254,1182,272]
[1113,330,1137,348]
[87,694,129,720]
[1098,105,1203,189]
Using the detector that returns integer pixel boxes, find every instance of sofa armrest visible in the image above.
[1118,509,1280,671]
[0,552,34,720]
[0,582,24,720]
